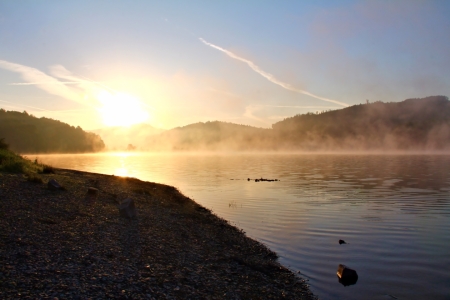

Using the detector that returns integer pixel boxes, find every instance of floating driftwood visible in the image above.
[247,178,279,182]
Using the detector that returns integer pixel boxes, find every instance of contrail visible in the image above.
[199,38,349,107]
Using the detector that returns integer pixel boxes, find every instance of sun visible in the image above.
[97,91,149,127]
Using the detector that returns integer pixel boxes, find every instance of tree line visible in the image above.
[0,109,105,153]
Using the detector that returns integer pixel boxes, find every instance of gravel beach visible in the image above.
[0,169,316,299]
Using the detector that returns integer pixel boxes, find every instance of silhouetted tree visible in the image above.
[0,109,105,153]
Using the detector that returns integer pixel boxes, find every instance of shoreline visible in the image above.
[0,168,316,299]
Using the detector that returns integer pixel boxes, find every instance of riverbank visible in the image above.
[0,168,315,299]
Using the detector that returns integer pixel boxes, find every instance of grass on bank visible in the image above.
[0,138,53,181]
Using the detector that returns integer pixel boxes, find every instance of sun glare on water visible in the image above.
[97,91,149,127]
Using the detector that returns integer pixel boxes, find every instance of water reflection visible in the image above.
[114,167,129,177]
[34,153,450,299]
[113,152,132,177]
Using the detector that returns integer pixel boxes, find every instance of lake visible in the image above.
[32,153,450,300]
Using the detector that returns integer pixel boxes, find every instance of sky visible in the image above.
[0,0,449,130]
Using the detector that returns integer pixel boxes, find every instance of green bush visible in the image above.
[0,148,42,174]
[41,165,56,174]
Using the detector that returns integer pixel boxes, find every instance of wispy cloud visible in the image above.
[208,87,339,123]
[0,99,49,112]
[48,65,117,93]
[243,105,268,124]
[243,104,338,124]
[0,99,90,114]
[0,60,129,110]
[8,81,82,85]
[244,105,264,122]
[199,38,349,107]
[0,60,95,106]
[48,65,157,112]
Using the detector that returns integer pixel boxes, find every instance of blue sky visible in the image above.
[1,0,449,129]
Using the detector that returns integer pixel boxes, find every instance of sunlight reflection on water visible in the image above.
[34,153,450,300]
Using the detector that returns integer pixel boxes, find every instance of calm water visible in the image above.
[33,153,450,300]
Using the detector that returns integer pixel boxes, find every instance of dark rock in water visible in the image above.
[339,239,347,244]
[337,264,358,286]
[119,198,137,219]
[47,179,63,190]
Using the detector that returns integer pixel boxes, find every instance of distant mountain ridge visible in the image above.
[144,96,450,151]
[271,95,450,151]
[2,96,448,153]
[0,109,105,153]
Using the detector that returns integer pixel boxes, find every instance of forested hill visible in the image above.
[145,121,272,151]
[143,96,450,151]
[4,95,446,153]
[0,109,105,153]
[272,96,450,151]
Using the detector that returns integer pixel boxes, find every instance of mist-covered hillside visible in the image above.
[144,96,450,151]
[0,109,105,153]
[272,96,450,151]
[91,123,164,151]
[4,96,447,154]
[145,121,272,151]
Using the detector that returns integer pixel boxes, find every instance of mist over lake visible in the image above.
[34,152,450,300]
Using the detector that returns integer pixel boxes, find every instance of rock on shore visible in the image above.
[0,169,315,299]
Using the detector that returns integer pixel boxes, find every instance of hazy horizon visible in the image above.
[3,95,450,153]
